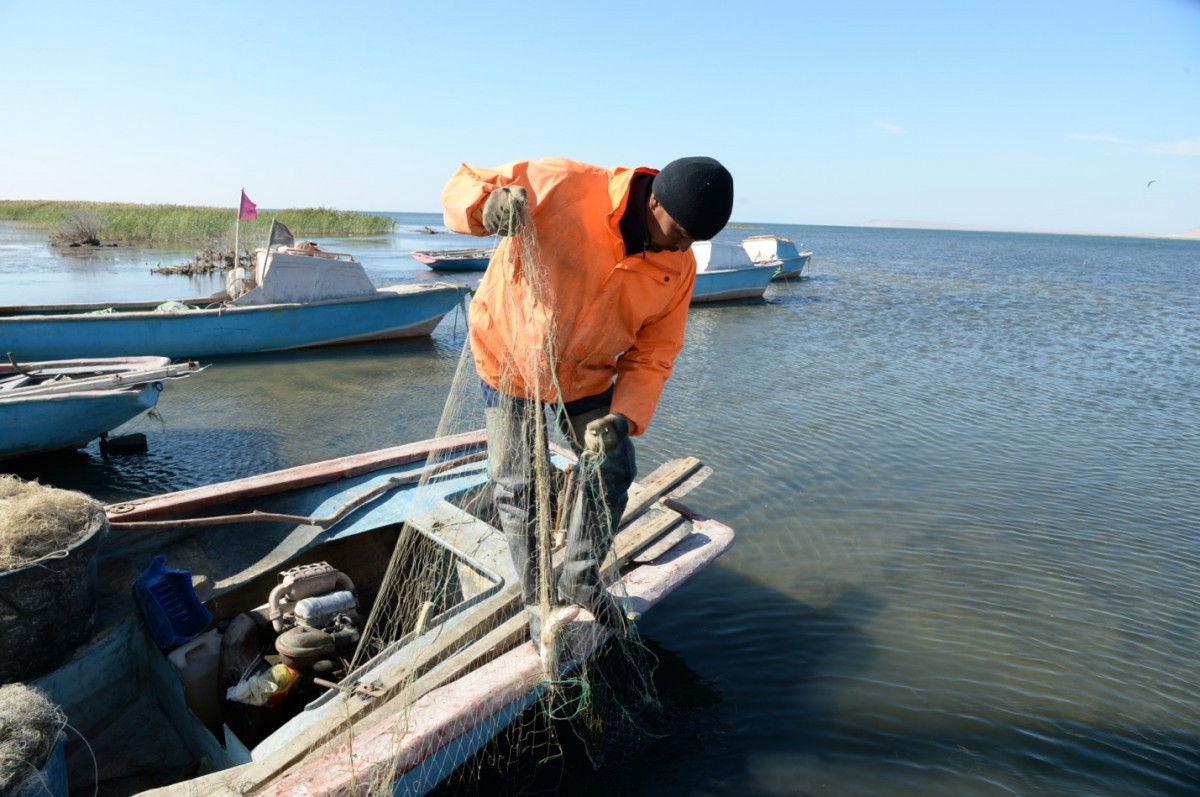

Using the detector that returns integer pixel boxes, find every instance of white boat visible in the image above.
[741,234,812,280]
[26,433,734,795]
[689,241,778,303]
[0,356,204,460]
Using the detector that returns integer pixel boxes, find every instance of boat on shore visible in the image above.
[0,356,204,460]
[410,247,494,272]
[690,241,777,303]
[0,246,467,361]
[740,234,812,280]
[26,432,734,795]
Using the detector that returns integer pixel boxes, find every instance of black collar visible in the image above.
[618,172,654,256]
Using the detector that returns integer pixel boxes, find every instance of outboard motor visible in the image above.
[269,562,362,673]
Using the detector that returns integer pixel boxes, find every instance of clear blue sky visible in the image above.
[1,0,1197,236]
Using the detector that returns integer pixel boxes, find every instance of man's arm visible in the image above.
[610,266,696,435]
[441,161,533,236]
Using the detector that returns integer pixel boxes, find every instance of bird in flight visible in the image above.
[1147,179,1157,188]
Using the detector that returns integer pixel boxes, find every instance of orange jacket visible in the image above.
[441,157,697,436]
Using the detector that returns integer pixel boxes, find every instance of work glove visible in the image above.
[584,413,630,455]
[482,186,528,236]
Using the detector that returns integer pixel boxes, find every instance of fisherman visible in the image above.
[440,156,734,648]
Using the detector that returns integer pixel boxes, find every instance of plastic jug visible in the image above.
[168,629,223,729]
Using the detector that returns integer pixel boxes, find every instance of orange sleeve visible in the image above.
[610,257,696,435]
[441,161,542,236]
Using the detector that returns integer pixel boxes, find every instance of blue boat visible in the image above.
[411,247,494,272]
[741,234,813,280]
[689,241,778,303]
[0,356,204,460]
[28,432,734,795]
[0,247,468,361]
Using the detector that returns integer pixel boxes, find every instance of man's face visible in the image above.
[647,194,696,253]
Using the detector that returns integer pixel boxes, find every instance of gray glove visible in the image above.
[584,413,630,454]
[482,186,528,236]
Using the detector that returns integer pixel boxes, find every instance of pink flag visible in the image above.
[239,190,257,220]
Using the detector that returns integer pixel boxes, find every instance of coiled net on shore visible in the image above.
[0,475,104,571]
[0,683,65,794]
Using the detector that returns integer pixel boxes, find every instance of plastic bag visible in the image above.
[225,663,300,707]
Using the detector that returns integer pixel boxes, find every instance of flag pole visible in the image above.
[234,187,243,269]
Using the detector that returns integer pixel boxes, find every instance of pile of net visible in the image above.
[0,683,65,795]
[0,475,105,572]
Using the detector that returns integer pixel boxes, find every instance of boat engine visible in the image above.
[269,562,362,673]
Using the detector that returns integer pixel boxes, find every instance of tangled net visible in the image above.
[0,475,105,571]
[0,683,65,795]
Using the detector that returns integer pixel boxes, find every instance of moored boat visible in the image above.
[411,247,494,272]
[25,432,734,795]
[690,240,777,303]
[0,356,204,460]
[0,246,468,361]
[741,234,812,280]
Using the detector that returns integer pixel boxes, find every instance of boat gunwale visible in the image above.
[0,282,466,320]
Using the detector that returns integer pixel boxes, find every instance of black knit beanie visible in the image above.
[651,156,734,241]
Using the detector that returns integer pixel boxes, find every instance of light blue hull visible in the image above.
[0,383,159,459]
[0,285,464,360]
[771,252,812,280]
[30,436,733,795]
[690,264,777,303]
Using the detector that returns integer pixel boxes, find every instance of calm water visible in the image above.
[3,216,1199,796]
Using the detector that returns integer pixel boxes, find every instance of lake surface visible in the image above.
[3,215,1199,796]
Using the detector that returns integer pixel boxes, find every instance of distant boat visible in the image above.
[411,248,494,272]
[0,356,203,460]
[689,241,778,303]
[741,234,812,280]
[29,432,735,794]
[0,246,467,360]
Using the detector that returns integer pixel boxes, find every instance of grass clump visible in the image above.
[0,200,395,244]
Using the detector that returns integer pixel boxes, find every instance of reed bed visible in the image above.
[0,200,395,244]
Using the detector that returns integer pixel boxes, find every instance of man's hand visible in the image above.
[482,186,528,236]
[584,413,630,454]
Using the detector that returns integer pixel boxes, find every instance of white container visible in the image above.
[168,629,222,729]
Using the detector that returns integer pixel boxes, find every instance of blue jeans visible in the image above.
[482,381,636,614]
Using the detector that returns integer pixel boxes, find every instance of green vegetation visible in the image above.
[0,200,395,244]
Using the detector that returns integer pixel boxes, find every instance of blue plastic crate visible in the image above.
[132,554,213,650]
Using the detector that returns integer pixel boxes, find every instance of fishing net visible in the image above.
[340,218,664,791]
[0,475,105,571]
[0,683,66,795]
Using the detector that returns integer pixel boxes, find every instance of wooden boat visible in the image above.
[0,356,204,460]
[410,247,494,272]
[0,247,467,361]
[741,234,812,280]
[689,241,778,303]
[28,432,734,795]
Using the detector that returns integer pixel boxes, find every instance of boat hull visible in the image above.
[0,356,199,460]
[411,249,493,272]
[29,434,734,796]
[0,385,159,459]
[771,251,812,280]
[0,284,465,360]
[690,264,777,303]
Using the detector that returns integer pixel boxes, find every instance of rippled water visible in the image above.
[3,217,1199,795]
